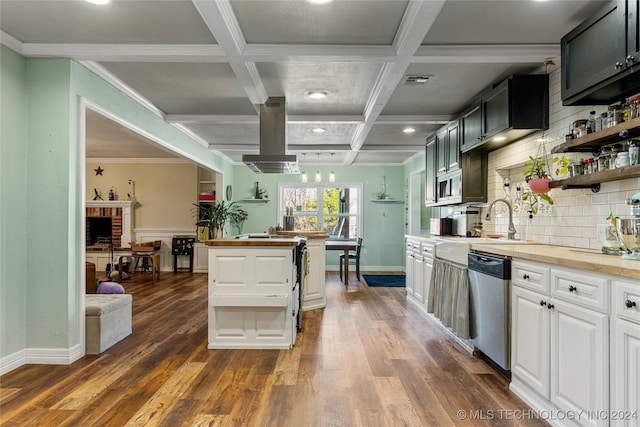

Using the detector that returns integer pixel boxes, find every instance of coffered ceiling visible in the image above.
[0,0,607,167]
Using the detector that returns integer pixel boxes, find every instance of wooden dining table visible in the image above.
[325,239,359,285]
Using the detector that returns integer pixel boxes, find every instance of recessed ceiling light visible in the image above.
[306,90,329,99]
[85,0,110,5]
[403,127,416,134]
[493,136,507,142]
[307,0,333,4]
[312,128,326,133]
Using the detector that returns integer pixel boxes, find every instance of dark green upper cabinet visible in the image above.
[561,0,640,105]
[436,120,460,175]
[460,74,549,154]
[425,136,437,206]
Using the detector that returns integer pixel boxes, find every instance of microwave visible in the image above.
[430,218,453,236]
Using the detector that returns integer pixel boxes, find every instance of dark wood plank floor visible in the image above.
[0,270,547,426]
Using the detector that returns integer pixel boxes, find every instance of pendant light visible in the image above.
[315,153,322,182]
[329,153,336,182]
[301,153,308,183]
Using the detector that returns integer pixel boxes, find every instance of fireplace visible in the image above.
[86,201,136,249]
[86,216,114,246]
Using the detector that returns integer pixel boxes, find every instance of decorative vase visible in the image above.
[528,178,552,194]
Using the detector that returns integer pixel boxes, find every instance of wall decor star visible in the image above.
[94,166,104,176]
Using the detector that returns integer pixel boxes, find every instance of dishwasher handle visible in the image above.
[468,252,511,280]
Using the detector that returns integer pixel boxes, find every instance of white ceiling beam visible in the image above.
[166,114,365,124]
[347,0,447,159]
[414,44,560,63]
[240,44,397,62]
[17,43,225,62]
[358,145,425,152]
[375,115,455,124]
[0,31,23,53]
[192,0,267,107]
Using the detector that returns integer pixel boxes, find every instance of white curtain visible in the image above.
[427,258,470,339]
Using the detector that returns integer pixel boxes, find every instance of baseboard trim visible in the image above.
[1,344,84,375]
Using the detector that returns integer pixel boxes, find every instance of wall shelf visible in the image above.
[551,117,640,154]
[239,199,270,203]
[549,164,640,192]
[370,199,404,204]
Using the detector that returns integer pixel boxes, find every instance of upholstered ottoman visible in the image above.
[85,294,132,354]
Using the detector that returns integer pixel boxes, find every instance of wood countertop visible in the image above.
[470,243,640,280]
[205,237,301,247]
[271,231,329,239]
[405,234,639,280]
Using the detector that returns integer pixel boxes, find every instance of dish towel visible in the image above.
[427,258,470,339]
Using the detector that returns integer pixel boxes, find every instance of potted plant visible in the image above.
[524,155,553,194]
[194,200,248,239]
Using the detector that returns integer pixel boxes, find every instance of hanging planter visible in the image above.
[527,177,552,194]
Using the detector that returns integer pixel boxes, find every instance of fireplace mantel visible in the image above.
[86,201,137,247]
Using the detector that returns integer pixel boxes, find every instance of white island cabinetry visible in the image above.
[207,240,299,349]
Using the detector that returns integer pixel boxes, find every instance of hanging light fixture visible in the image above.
[329,153,336,182]
[301,153,308,183]
[315,153,322,182]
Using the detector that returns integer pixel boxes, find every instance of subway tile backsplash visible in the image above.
[484,65,640,250]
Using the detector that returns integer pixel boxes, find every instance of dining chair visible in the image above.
[339,237,363,282]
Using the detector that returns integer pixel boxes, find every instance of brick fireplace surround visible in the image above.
[85,201,135,249]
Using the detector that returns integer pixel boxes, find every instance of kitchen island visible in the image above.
[205,236,302,349]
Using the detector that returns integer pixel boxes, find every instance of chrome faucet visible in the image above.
[485,198,517,240]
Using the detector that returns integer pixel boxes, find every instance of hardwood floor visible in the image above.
[0,271,547,426]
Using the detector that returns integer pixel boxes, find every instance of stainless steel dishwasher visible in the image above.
[468,252,511,371]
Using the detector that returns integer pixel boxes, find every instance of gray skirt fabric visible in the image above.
[427,258,469,339]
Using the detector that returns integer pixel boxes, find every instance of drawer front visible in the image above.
[406,240,417,251]
[613,280,640,324]
[550,267,609,313]
[512,261,549,294]
[421,242,434,258]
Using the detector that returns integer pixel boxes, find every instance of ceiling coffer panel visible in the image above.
[242,97,299,174]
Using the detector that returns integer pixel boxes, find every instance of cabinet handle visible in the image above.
[615,61,625,69]
[523,274,530,280]
[540,300,547,306]
[626,55,636,63]
[568,285,577,292]
[547,304,555,310]
[625,300,637,308]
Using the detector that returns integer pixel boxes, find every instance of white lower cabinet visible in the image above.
[412,251,424,303]
[423,255,433,307]
[550,299,609,427]
[511,260,610,427]
[405,237,435,309]
[512,286,550,399]
[611,280,640,427]
[405,240,416,296]
[302,238,327,311]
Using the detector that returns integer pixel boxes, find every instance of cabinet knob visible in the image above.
[626,55,636,63]
[568,285,577,292]
[615,61,625,69]
[547,303,555,310]
[540,300,547,306]
[523,274,530,280]
[625,299,637,308]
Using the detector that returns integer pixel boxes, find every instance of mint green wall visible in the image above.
[233,165,406,269]
[1,47,234,362]
[404,152,431,233]
[1,47,28,356]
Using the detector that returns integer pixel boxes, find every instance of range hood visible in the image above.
[242,97,299,174]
